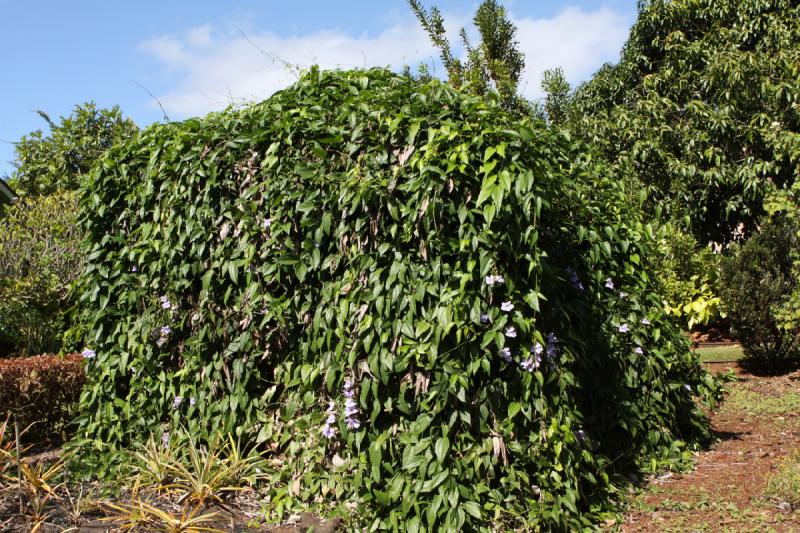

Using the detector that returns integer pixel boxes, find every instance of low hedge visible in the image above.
[0,354,86,439]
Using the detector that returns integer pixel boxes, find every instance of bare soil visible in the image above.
[621,363,800,532]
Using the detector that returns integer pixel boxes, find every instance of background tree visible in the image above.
[9,102,137,197]
[571,0,800,245]
[409,0,528,113]
[0,191,82,355]
[541,67,571,126]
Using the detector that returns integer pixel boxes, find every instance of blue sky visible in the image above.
[0,1,636,177]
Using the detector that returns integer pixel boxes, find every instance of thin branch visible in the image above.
[131,80,170,122]
[33,110,55,129]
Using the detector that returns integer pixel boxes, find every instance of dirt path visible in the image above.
[621,363,800,532]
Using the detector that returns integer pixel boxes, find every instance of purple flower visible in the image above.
[500,301,514,312]
[504,326,517,338]
[130,266,138,272]
[605,278,614,290]
[189,397,196,406]
[344,399,358,418]
[618,324,630,333]
[566,267,584,291]
[532,342,544,356]
[574,429,587,444]
[264,218,271,229]
[634,347,644,355]
[172,396,182,409]
[480,313,490,325]
[81,349,96,359]
[546,333,558,358]
[322,400,337,439]
[160,326,172,336]
[161,431,170,447]
[159,295,171,309]
[485,274,504,286]
[642,318,650,326]
[520,356,540,372]
[499,347,513,362]
[342,377,361,431]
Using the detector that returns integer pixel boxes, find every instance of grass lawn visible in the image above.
[695,344,743,363]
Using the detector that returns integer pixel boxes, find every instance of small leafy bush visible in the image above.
[720,217,800,370]
[70,68,718,530]
[0,354,86,439]
[654,227,723,329]
[0,191,83,356]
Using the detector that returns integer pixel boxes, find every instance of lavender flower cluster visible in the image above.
[343,378,360,430]
[321,376,362,439]
[484,273,558,373]
[156,325,171,347]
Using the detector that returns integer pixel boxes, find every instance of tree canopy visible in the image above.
[572,0,800,243]
[408,0,529,114]
[9,102,138,197]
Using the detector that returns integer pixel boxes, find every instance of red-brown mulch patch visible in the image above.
[621,363,800,532]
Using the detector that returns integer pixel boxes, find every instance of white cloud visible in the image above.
[139,7,631,118]
[186,24,214,48]
[514,7,631,100]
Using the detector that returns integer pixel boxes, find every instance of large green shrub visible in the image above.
[70,68,718,530]
[0,191,82,356]
[720,217,800,370]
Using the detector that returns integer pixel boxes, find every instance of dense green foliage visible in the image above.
[71,69,718,530]
[0,192,82,356]
[9,102,137,197]
[720,217,800,369]
[573,0,800,244]
[766,181,800,332]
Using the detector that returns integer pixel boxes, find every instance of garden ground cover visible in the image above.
[620,362,800,532]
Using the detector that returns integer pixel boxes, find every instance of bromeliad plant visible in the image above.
[70,68,720,530]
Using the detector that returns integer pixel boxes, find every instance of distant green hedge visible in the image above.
[71,68,719,530]
[0,191,82,356]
